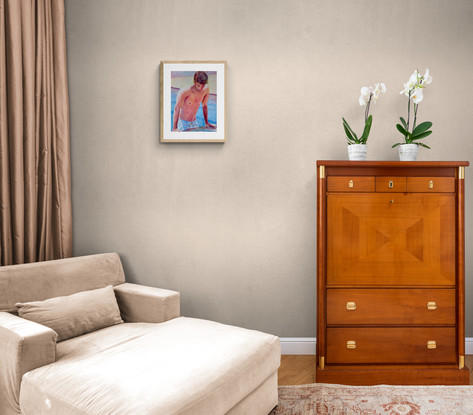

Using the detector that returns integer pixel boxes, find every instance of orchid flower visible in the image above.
[359,86,372,106]
[411,87,423,104]
[400,70,420,96]
[372,83,386,102]
[421,68,432,86]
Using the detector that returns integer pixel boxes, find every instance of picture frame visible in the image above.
[160,61,226,143]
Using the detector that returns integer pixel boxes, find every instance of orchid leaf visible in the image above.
[360,115,372,143]
[400,117,408,130]
[396,124,409,137]
[342,121,355,142]
[342,117,358,142]
[411,130,433,141]
[417,142,431,149]
[342,117,357,138]
[411,121,432,137]
[392,143,402,148]
[344,128,356,143]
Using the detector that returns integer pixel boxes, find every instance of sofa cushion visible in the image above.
[16,285,123,341]
[19,317,280,415]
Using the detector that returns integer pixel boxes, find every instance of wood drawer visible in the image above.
[327,327,456,364]
[327,289,456,325]
[376,177,406,192]
[407,177,455,192]
[327,176,375,192]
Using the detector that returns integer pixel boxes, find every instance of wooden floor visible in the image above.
[278,355,473,385]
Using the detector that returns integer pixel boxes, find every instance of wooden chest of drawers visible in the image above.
[316,161,469,385]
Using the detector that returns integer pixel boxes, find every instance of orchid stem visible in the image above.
[406,91,411,142]
[413,104,418,131]
[365,94,372,123]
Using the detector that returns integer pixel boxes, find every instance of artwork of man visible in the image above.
[172,71,216,132]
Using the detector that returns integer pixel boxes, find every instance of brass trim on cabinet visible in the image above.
[319,165,325,179]
[459,166,465,180]
[459,355,465,369]
[319,356,325,369]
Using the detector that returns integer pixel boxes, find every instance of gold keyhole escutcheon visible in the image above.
[348,180,354,188]
[388,180,394,188]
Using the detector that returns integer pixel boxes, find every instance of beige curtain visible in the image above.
[0,0,72,265]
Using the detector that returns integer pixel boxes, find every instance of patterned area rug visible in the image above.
[269,383,473,414]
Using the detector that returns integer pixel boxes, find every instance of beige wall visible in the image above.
[65,0,473,337]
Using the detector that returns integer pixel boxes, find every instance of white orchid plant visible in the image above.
[393,68,433,149]
[343,83,386,145]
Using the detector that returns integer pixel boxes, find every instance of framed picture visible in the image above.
[160,61,226,143]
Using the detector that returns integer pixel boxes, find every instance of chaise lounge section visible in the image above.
[0,253,280,415]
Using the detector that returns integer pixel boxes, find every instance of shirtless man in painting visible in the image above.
[172,71,216,131]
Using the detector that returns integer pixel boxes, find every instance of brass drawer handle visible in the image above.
[346,302,357,311]
[348,180,354,188]
[429,180,434,189]
[427,302,438,311]
[346,341,356,349]
[427,341,437,349]
[388,180,394,188]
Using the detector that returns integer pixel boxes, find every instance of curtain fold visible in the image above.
[0,0,72,266]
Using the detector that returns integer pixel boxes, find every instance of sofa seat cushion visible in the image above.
[19,317,280,415]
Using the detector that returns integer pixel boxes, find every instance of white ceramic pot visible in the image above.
[347,144,367,161]
[398,144,418,161]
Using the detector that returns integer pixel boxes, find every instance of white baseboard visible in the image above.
[280,338,316,355]
[466,338,473,355]
[281,337,473,356]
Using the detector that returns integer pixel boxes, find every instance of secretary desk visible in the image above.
[316,161,469,385]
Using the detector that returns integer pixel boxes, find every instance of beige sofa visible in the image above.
[0,253,280,415]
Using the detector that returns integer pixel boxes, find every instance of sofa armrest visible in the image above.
[114,283,180,323]
[0,312,57,415]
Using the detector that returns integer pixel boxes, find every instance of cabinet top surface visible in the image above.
[317,160,469,167]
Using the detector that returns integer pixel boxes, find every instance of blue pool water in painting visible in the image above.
[170,88,217,130]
